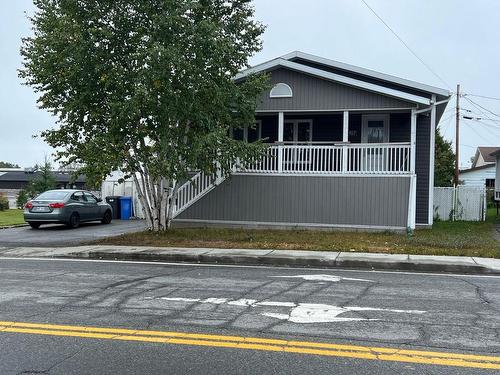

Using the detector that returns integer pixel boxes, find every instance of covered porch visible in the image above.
[236,110,417,175]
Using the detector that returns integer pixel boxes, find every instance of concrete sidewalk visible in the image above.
[0,245,499,274]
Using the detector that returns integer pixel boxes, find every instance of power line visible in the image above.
[463,96,500,118]
[464,93,500,101]
[462,119,496,144]
[360,0,451,90]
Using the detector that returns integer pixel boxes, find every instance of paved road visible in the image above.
[0,258,499,374]
[0,220,146,247]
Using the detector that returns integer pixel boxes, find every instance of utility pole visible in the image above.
[454,84,460,186]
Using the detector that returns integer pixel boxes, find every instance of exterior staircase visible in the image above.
[172,170,225,218]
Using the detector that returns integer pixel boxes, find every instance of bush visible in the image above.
[0,193,9,211]
[16,190,29,209]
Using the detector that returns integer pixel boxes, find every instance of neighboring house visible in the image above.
[0,169,86,208]
[108,51,452,230]
[471,146,500,168]
[459,165,496,188]
[491,150,500,201]
[459,147,500,188]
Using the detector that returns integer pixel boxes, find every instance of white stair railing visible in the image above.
[172,170,225,217]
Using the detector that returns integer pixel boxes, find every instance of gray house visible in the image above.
[170,52,451,231]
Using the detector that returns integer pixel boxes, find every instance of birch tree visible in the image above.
[20,0,268,230]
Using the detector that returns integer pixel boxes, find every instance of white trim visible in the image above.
[407,174,417,230]
[255,107,416,113]
[278,112,284,173]
[342,111,349,142]
[173,218,406,231]
[410,109,417,174]
[236,59,432,105]
[234,172,412,178]
[342,111,349,173]
[279,51,450,97]
[428,95,437,226]
[269,83,293,98]
[361,114,389,143]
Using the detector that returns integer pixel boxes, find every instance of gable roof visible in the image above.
[477,146,500,163]
[235,51,451,107]
[282,51,450,97]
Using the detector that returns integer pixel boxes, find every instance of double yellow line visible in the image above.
[1,321,499,370]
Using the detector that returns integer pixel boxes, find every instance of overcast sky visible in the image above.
[1,0,500,168]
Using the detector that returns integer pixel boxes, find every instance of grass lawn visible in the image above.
[0,209,25,227]
[98,208,500,258]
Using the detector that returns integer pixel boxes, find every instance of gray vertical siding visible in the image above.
[415,114,431,224]
[176,175,410,228]
[257,68,416,111]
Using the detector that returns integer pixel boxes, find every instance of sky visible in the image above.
[1,0,500,168]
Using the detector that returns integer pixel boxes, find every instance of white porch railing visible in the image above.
[241,143,411,175]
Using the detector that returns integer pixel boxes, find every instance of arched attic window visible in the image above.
[269,83,293,98]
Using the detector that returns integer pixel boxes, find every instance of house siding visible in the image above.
[257,68,416,112]
[415,114,431,225]
[175,175,410,228]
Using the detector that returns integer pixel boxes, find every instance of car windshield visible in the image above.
[35,191,69,200]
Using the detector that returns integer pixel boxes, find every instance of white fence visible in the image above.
[241,143,411,175]
[101,178,144,218]
[433,186,487,221]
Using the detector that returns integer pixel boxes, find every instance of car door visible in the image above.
[69,191,89,220]
[84,192,100,220]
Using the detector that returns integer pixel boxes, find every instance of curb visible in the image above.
[0,224,29,230]
[65,249,500,275]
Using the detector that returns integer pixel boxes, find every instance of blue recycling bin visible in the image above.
[119,196,133,220]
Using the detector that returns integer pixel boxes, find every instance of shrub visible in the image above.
[16,190,29,209]
[0,193,9,211]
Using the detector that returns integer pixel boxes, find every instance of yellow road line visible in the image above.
[0,321,499,370]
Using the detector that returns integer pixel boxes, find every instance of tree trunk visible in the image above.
[166,182,179,229]
[132,174,153,229]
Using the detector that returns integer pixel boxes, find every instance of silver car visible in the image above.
[24,189,113,229]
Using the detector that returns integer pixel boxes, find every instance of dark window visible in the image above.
[71,192,86,202]
[233,127,244,141]
[36,191,69,200]
[486,178,495,188]
[84,192,97,203]
[247,124,260,143]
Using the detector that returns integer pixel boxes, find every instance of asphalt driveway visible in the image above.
[0,220,146,247]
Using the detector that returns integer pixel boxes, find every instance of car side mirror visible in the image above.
[96,197,102,203]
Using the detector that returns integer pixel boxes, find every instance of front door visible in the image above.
[284,120,312,143]
[361,115,389,171]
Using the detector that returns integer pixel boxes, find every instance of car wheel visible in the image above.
[67,212,80,229]
[101,210,112,224]
[28,222,41,229]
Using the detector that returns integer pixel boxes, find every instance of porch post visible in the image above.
[410,109,417,174]
[342,111,349,173]
[408,108,417,230]
[278,111,284,173]
[428,95,437,226]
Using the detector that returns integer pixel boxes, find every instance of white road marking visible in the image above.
[256,301,296,307]
[2,257,500,279]
[270,274,373,283]
[227,299,257,306]
[154,296,426,324]
[262,304,425,323]
[158,297,199,303]
[202,298,228,304]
